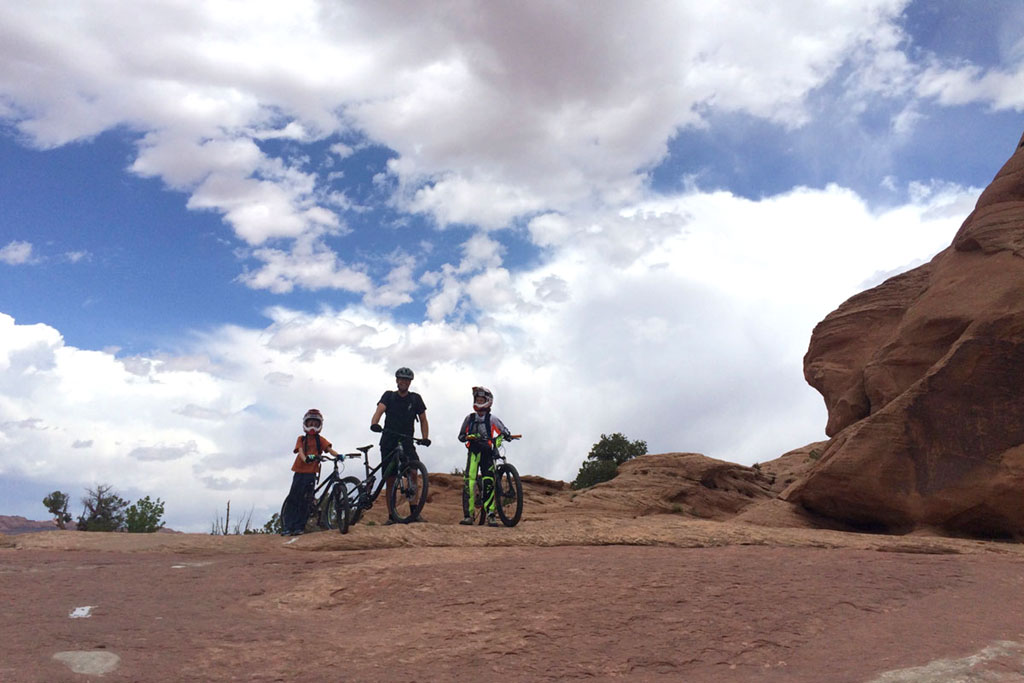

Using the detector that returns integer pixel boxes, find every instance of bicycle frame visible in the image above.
[346,434,416,509]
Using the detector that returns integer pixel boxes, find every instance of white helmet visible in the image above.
[302,408,323,434]
[472,386,493,414]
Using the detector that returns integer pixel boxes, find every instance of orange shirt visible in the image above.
[292,434,332,474]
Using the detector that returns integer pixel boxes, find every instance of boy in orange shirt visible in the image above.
[281,408,342,536]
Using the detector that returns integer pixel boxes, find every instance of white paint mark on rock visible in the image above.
[285,537,298,545]
[52,651,121,675]
[69,606,96,619]
[870,640,1024,682]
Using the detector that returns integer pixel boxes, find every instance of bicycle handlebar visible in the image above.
[307,454,340,463]
[371,425,430,446]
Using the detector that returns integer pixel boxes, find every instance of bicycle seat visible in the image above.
[356,444,374,455]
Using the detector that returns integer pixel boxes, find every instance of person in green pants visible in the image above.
[458,386,513,527]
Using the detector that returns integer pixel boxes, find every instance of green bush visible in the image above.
[125,496,166,533]
[571,433,648,489]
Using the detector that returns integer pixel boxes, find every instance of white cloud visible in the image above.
[917,61,1024,110]
[0,0,931,290]
[0,179,979,531]
[239,238,372,294]
[0,241,35,265]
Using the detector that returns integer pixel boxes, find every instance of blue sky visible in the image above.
[1,1,1022,531]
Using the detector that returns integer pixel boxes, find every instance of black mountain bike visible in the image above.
[332,429,430,533]
[462,433,523,527]
[280,454,348,533]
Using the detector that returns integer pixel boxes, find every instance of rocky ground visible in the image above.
[5,470,1024,683]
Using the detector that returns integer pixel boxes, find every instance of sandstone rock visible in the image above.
[0,515,62,535]
[786,131,1024,538]
[564,452,773,520]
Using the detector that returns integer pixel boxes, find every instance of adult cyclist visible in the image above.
[370,367,430,523]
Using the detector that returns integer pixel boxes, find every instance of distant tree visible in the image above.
[125,496,166,533]
[261,512,283,535]
[43,491,73,530]
[571,433,648,489]
[211,501,259,535]
[77,484,129,532]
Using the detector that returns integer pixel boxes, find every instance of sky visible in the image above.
[2,1,1023,532]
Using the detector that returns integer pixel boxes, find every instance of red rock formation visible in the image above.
[0,515,61,535]
[786,131,1024,538]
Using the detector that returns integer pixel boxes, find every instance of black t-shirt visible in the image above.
[378,390,426,437]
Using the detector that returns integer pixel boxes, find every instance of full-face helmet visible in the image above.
[302,408,323,434]
[472,386,493,414]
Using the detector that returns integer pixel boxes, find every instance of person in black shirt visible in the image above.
[370,367,430,523]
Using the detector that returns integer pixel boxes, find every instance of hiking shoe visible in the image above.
[459,516,474,526]
[486,514,499,527]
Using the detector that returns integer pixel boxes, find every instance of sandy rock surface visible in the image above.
[5,514,1024,682]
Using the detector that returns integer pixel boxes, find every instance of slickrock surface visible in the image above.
[5,470,1024,682]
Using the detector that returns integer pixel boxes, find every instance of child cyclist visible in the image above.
[458,386,515,527]
[281,408,342,536]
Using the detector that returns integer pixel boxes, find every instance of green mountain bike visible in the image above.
[462,433,523,527]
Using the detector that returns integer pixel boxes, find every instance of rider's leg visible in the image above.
[466,450,481,511]
[382,449,400,521]
[284,472,316,534]
[479,445,497,516]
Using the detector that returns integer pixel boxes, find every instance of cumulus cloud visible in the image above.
[0,177,978,530]
[0,0,955,295]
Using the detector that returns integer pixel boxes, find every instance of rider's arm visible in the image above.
[418,411,429,441]
[492,415,512,439]
[457,414,471,442]
[370,402,386,430]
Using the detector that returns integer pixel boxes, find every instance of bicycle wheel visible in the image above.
[494,463,523,527]
[339,476,363,528]
[388,460,429,523]
[320,484,340,530]
[329,485,351,534]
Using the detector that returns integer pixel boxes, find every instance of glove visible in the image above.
[419,438,431,447]
[370,424,383,433]
[304,453,317,463]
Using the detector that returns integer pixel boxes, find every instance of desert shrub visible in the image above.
[261,512,283,535]
[125,496,166,533]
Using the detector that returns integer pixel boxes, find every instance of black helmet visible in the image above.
[395,367,414,380]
